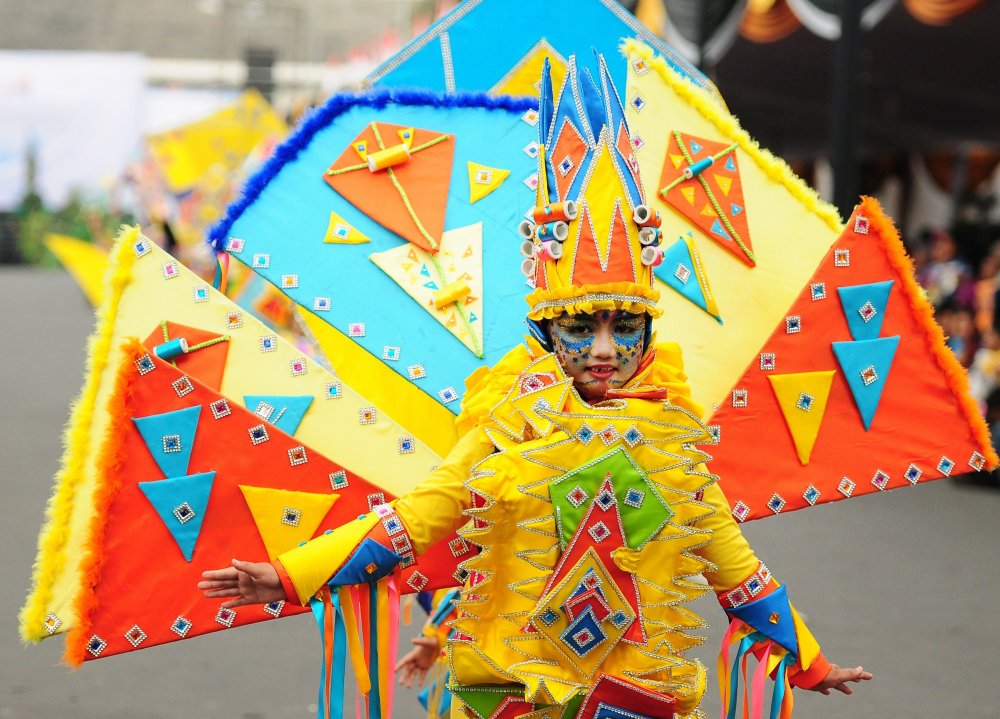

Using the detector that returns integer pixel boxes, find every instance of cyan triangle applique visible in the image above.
[138,471,216,561]
[837,280,894,341]
[655,234,722,323]
[242,395,314,436]
[832,336,900,430]
[132,405,202,478]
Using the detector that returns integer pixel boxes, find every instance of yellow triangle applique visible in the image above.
[714,174,733,196]
[397,127,415,149]
[490,38,568,97]
[670,154,685,170]
[238,485,340,562]
[323,210,371,244]
[767,371,836,465]
[370,223,485,357]
[700,203,717,217]
[680,186,696,205]
[467,161,511,203]
[511,379,574,438]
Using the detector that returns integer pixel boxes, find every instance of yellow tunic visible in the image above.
[278,339,822,718]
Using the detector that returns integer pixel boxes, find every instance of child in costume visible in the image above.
[200,57,871,719]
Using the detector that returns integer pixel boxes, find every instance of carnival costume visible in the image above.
[22,5,996,719]
[272,57,830,719]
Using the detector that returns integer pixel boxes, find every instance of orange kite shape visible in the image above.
[323,122,454,253]
[658,131,755,267]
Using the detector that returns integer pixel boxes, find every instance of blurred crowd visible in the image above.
[911,227,1000,447]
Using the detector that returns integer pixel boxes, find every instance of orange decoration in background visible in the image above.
[707,198,997,522]
[324,122,454,253]
[659,132,755,267]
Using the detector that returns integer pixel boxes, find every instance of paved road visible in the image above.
[3,266,998,718]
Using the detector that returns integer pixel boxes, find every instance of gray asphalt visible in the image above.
[3,266,998,718]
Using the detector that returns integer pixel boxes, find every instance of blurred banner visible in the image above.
[0,52,146,211]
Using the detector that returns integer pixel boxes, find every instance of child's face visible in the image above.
[549,310,646,401]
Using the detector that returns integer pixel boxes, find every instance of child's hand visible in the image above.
[810,664,873,696]
[198,559,286,608]
[395,636,440,688]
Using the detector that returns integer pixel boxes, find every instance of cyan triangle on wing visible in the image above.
[242,395,314,436]
[837,280,894,341]
[132,405,202,478]
[832,336,900,430]
[654,234,722,323]
[138,471,216,562]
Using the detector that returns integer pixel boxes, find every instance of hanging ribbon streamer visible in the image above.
[212,251,230,293]
[310,588,349,719]
[385,576,401,719]
[749,640,775,719]
[719,624,799,719]
[367,582,381,719]
[771,653,795,719]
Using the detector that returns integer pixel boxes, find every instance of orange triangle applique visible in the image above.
[659,131,755,267]
[141,321,230,391]
[570,204,604,286]
[324,122,454,253]
[706,198,996,522]
[238,485,339,562]
[549,117,588,201]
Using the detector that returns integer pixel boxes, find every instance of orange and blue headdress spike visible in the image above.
[542,56,597,204]
[596,50,644,211]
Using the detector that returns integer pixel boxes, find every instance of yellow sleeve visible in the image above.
[693,480,761,592]
[694,477,824,674]
[393,426,495,555]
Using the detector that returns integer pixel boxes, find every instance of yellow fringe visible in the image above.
[64,339,144,667]
[859,196,1000,468]
[18,226,139,643]
[525,281,663,320]
[620,39,844,235]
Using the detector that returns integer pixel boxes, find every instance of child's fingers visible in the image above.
[202,588,242,598]
[197,579,238,590]
[201,567,239,581]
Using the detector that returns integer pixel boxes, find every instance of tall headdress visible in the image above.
[522,54,664,320]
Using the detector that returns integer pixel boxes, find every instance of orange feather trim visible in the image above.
[64,339,144,666]
[859,195,998,468]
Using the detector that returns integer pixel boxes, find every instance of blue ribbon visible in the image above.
[309,592,349,719]
[330,592,347,719]
[309,597,329,719]
[727,635,755,719]
[367,583,380,719]
[769,654,795,719]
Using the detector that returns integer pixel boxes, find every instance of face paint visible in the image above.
[549,311,647,402]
